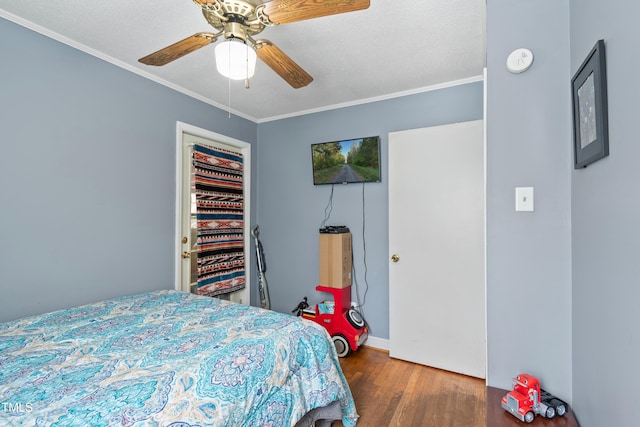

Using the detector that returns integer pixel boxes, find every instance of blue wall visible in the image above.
[0,17,257,322]
[486,0,572,399]
[256,83,483,340]
[488,0,640,423]
[570,2,640,426]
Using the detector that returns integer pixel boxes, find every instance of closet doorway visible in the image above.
[175,122,251,305]
[388,120,485,378]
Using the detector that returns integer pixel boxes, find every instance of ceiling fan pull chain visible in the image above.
[228,74,232,119]
[228,45,232,118]
[245,46,250,89]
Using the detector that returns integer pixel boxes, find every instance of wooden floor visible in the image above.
[336,346,486,427]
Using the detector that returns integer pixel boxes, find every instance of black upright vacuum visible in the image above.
[251,225,271,310]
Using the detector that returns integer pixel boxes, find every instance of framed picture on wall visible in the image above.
[571,39,609,169]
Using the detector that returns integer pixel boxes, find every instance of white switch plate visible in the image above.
[515,187,534,211]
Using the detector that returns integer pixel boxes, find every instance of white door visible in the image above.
[388,120,485,378]
[175,122,251,305]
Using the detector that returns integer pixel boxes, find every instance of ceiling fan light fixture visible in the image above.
[215,39,256,80]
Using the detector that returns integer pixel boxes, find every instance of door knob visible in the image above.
[391,254,400,263]
[182,251,190,259]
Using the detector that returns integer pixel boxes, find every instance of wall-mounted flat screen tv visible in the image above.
[311,136,381,185]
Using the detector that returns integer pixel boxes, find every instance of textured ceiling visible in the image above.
[0,0,486,122]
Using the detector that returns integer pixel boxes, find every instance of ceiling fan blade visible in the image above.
[138,32,219,66]
[260,0,370,25]
[255,40,313,89]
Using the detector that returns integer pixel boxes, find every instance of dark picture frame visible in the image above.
[571,39,609,169]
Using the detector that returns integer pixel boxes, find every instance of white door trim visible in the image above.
[483,67,488,385]
[174,121,251,305]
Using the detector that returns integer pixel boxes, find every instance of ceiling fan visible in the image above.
[138,0,371,89]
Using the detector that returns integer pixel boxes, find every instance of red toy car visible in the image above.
[299,285,368,357]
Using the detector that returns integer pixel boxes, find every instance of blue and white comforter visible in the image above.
[0,290,358,426]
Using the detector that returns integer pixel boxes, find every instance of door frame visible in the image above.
[174,121,252,305]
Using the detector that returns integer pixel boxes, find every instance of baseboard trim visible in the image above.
[362,335,389,351]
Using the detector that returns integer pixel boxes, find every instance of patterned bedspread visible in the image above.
[0,290,358,426]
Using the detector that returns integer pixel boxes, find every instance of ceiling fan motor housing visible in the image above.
[202,0,266,40]
[224,19,250,41]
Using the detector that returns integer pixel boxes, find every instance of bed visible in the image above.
[0,290,358,426]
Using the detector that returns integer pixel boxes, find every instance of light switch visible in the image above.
[515,187,534,212]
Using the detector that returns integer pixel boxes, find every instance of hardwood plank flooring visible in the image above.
[334,347,581,426]
[335,346,486,427]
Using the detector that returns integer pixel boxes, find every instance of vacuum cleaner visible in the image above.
[251,225,271,310]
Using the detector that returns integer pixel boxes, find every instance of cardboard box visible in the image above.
[319,232,352,288]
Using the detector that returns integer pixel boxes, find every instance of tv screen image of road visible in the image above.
[311,136,381,185]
